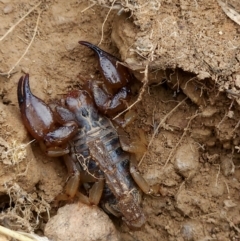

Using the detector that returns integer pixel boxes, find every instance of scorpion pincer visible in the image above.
[17,41,152,229]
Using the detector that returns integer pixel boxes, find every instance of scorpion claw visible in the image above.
[79,41,134,116]
[17,74,55,141]
[17,74,78,147]
[17,75,25,106]
[79,41,133,91]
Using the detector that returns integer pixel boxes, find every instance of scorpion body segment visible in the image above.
[17,42,149,229]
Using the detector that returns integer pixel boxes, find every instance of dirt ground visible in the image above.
[1,0,240,240]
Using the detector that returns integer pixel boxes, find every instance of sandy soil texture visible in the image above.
[1,1,240,240]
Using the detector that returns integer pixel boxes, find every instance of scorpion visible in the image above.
[17,41,152,229]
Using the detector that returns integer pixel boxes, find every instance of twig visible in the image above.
[215,164,220,187]
[162,112,198,169]
[0,225,34,241]
[217,0,240,26]
[6,11,41,78]
[0,1,42,42]
[150,97,188,148]
[113,64,149,120]
[17,159,31,177]
[224,180,230,197]
[18,232,50,241]
[81,2,96,13]
[138,96,188,167]
[226,89,240,97]
[98,0,117,45]
[0,70,18,77]
[175,180,185,203]
[232,119,240,135]
[216,99,234,129]
[225,216,240,233]
[76,153,104,181]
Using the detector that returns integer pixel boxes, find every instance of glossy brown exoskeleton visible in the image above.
[17,42,152,229]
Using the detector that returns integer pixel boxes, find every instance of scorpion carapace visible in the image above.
[17,42,151,229]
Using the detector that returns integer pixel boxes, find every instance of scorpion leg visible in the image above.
[18,74,78,153]
[89,179,104,205]
[56,154,104,205]
[118,128,147,154]
[77,179,104,206]
[118,130,155,195]
[80,170,105,205]
[55,155,81,201]
[129,155,153,195]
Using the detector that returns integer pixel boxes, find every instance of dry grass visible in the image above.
[0,225,50,241]
[1,182,50,232]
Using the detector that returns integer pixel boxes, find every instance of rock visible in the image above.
[223,199,237,208]
[208,179,225,198]
[190,128,212,142]
[45,203,120,241]
[200,106,218,117]
[181,220,205,241]
[180,80,205,106]
[3,4,13,14]
[235,75,240,88]
[174,141,199,178]
[181,220,204,240]
[197,71,211,80]
[222,141,231,150]
[220,155,235,176]
[205,137,216,147]
[176,189,210,216]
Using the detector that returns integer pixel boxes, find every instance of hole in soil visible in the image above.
[0,194,11,212]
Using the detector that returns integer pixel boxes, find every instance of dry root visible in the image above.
[0,139,34,166]
[0,183,50,232]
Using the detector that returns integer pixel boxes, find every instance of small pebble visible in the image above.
[222,141,231,150]
[181,220,204,241]
[201,106,218,117]
[191,128,212,142]
[45,203,120,241]
[206,138,216,147]
[3,4,13,14]
[223,199,237,208]
[220,155,235,176]
[65,41,77,51]
[209,179,224,198]
[21,67,30,74]
[174,141,199,178]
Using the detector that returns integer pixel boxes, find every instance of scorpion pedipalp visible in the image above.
[79,41,132,90]
[17,74,78,150]
[79,41,134,116]
[17,74,55,141]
